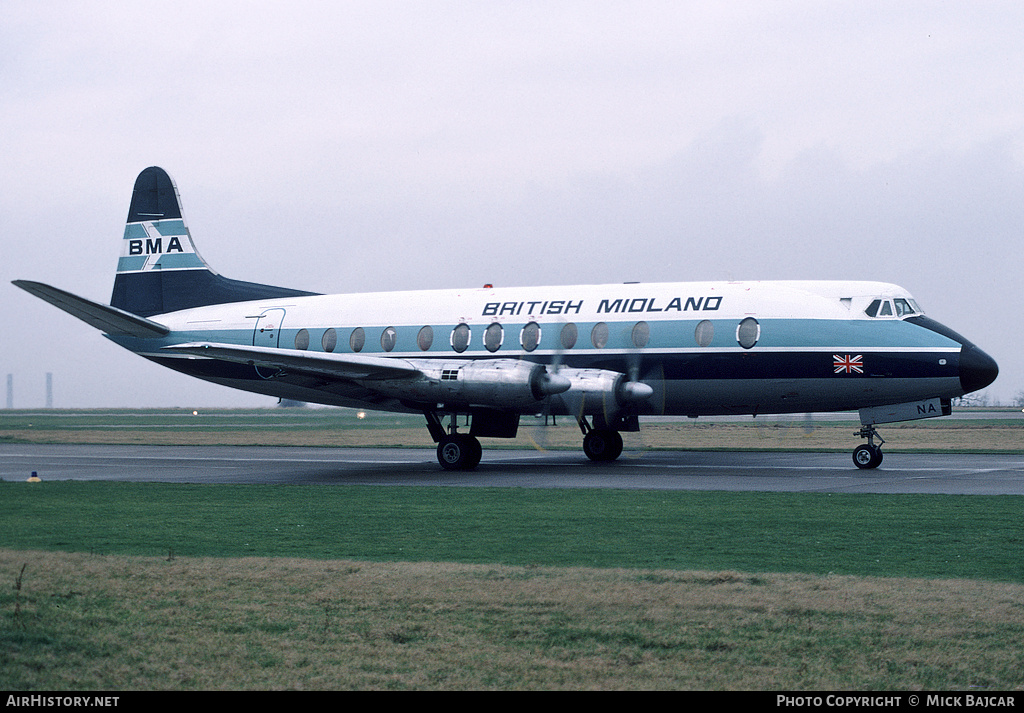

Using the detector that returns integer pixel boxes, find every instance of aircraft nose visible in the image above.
[959,344,999,395]
[907,315,999,396]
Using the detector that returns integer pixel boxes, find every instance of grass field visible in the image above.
[4,550,1023,690]
[3,483,1022,579]
[1,408,1022,690]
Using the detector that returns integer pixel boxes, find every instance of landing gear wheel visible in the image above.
[437,434,482,471]
[852,444,883,470]
[583,429,623,462]
[853,424,885,470]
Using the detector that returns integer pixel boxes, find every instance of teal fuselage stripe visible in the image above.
[111,316,959,356]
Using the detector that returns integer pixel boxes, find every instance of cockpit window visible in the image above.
[865,297,921,319]
[893,298,916,317]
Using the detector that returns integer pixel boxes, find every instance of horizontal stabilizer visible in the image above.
[162,342,421,381]
[12,280,170,338]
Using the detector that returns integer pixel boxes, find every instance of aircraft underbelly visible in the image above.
[656,376,962,417]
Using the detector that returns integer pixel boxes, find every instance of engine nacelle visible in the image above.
[548,367,654,415]
[363,359,571,409]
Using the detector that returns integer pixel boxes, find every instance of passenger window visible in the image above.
[417,325,434,351]
[591,322,609,349]
[520,322,540,352]
[736,317,760,349]
[451,323,471,353]
[381,326,397,352]
[350,327,365,353]
[294,329,310,351]
[484,323,503,352]
[631,321,650,348]
[694,320,714,347]
[560,323,578,349]
[322,328,337,353]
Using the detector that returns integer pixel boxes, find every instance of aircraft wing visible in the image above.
[163,342,420,381]
[12,280,170,338]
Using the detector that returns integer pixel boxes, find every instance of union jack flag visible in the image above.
[833,354,864,374]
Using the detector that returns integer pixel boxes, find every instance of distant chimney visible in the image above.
[46,373,53,409]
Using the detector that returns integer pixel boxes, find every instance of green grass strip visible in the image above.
[2,482,1021,582]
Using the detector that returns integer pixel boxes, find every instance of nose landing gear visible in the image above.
[853,424,885,469]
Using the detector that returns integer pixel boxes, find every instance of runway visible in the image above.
[2,444,1023,494]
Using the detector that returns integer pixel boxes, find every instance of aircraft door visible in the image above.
[253,308,286,348]
[252,308,286,379]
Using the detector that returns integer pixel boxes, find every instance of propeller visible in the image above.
[802,411,816,436]
[524,321,663,456]
[526,322,573,453]
[614,323,661,457]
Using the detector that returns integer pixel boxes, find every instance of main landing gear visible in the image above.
[425,413,484,471]
[437,433,482,471]
[580,426,624,462]
[425,410,632,470]
[852,424,885,469]
[436,423,627,469]
[577,414,629,463]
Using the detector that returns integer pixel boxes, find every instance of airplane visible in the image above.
[13,166,999,471]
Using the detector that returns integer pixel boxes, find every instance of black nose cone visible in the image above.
[960,344,999,394]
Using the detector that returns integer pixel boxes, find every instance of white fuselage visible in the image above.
[111,279,969,417]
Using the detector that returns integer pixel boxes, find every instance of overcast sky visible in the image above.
[3,1,1022,409]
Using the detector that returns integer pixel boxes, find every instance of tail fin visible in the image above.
[110,167,317,317]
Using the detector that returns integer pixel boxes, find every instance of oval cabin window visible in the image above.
[631,321,650,348]
[560,323,578,350]
[736,317,760,349]
[417,325,434,351]
[521,322,540,352]
[451,323,471,353]
[694,320,714,348]
[322,328,337,353]
[484,323,504,353]
[350,327,365,353]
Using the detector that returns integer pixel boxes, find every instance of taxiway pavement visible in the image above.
[2,444,1023,494]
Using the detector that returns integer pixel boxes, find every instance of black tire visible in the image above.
[583,429,623,462]
[437,434,482,471]
[465,436,482,469]
[852,444,882,469]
